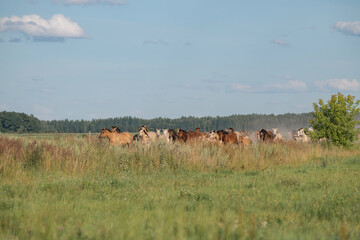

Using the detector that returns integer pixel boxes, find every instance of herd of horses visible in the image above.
[99,125,311,146]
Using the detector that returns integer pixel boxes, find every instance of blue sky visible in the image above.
[0,0,359,120]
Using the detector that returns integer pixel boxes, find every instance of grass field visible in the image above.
[1,134,360,239]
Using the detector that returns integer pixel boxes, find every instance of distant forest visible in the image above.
[0,111,319,133]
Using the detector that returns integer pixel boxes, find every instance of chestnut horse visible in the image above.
[99,129,133,146]
[195,127,208,140]
[217,130,238,144]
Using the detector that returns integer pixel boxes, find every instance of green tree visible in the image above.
[309,93,360,147]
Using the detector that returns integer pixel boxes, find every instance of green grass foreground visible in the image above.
[0,134,360,239]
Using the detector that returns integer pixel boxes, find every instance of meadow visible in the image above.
[0,134,359,239]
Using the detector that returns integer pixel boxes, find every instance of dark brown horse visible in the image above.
[168,129,178,142]
[258,129,274,143]
[177,129,189,142]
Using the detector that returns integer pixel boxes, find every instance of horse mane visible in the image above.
[111,126,121,133]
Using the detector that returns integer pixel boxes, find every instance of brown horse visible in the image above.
[163,129,178,143]
[177,129,189,142]
[258,129,274,143]
[99,129,133,146]
[195,127,208,139]
[217,130,238,144]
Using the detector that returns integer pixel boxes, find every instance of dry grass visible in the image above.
[1,134,359,181]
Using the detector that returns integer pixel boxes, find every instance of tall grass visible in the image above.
[1,134,360,239]
[0,134,358,180]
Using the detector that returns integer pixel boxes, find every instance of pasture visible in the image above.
[0,133,360,239]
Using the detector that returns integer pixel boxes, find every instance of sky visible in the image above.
[0,0,359,120]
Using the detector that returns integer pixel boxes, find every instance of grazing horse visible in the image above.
[258,129,274,143]
[138,125,157,142]
[99,129,133,146]
[217,130,238,144]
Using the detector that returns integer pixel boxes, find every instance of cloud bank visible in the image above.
[0,14,87,41]
[53,0,127,5]
[332,21,360,36]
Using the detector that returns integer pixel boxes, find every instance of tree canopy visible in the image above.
[0,111,41,133]
[309,93,360,147]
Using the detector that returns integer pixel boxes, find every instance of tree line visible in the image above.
[1,111,317,133]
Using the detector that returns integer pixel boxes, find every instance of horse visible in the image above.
[207,130,221,143]
[177,129,190,142]
[217,130,238,144]
[163,129,178,143]
[226,127,247,143]
[156,129,162,138]
[258,129,274,143]
[238,135,252,146]
[99,129,133,146]
[272,128,283,142]
[133,134,140,142]
[194,127,208,140]
[138,125,157,142]
[293,128,310,143]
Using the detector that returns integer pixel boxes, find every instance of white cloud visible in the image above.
[0,14,87,40]
[271,80,307,91]
[271,39,289,46]
[54,0,127,5]
[332,21,360,36]
[314,78,360,91]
